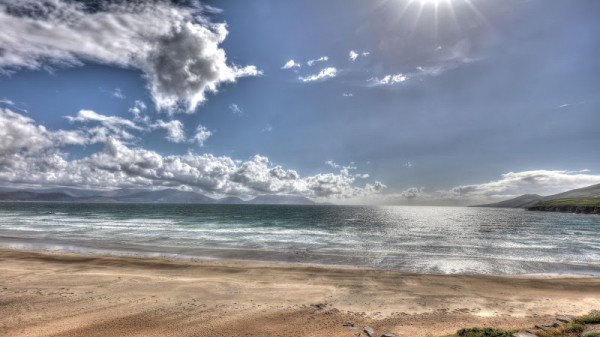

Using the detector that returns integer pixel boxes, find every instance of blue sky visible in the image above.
[0,0,599,204]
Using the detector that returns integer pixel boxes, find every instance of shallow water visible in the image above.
[0,202,599,275]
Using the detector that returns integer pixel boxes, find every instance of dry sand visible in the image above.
[0,249,599,337]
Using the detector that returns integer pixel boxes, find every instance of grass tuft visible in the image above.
[533,322,584,337]
[575,312,600,325]
[454,327,513,337]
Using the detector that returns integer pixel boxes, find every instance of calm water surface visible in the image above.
[0,203,599,275]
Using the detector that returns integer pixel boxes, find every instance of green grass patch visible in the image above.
[534,198,600,207]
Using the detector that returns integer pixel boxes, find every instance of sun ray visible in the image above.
[445,0,463,37]
[407,1,426,38]
[433,2,439,43]
[463,0,490,28]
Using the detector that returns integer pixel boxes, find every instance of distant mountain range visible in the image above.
[0,187,316,205]
[472,183,600,209]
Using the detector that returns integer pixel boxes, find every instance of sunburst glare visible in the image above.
[394,0,488,41]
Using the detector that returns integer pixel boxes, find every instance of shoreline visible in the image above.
[1,245,600,279]
[2,236,600,278]
[1,249,599,337]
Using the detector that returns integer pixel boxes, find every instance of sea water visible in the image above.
[0,202,599,275]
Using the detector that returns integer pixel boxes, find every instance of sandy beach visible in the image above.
[0,249,599,337]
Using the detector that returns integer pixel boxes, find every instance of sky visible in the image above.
[0,0,599,205]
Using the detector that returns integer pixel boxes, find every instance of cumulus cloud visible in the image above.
[368,73,408,86]
[191,125,212,146]
[151,120,186,143]
[306,56,328,66]
[299,67,338,82]
[0,109,385,200]
[0,109,55,157]
[281,59,301,69]
[128,101,148,126]
[0,0,261,113]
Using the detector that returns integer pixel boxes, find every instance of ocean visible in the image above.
[0,202,599,276]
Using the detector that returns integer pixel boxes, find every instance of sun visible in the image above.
[391,0,487,42]
[418,0,452,5]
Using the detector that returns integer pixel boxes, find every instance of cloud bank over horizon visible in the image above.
[1,104,597,204]
[376,170,600,206]
[0,108,385,201]
[0,0,260,113]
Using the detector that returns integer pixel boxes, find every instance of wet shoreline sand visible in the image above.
[1,249,599,336]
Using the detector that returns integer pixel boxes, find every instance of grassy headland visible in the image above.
[528,198,600,213]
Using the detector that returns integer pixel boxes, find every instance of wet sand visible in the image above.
[0,249,599,337]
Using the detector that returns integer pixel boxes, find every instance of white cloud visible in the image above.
[67,110,139,130]
[0,109,385,200]
[349,50,359,61]
[0,108,54,157]
[0,1,261,113]
[229,103,243,115]
[112,88,125,99]
[129,100,148,123]
[415,65,445,77]
[191,125,212,146]
[299,67,338,82]
[413,40,478,79]
[349,50,369,62]
[368,73,408,85]
[0,98,15,106]
[66,109,141,143]
[306,56,328,66]
[281,59,301,69]
[325,160,340,169]
[446,170,600,200]
[342,93,354,97]
[151,120,186,143]
[376,170,600,206]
